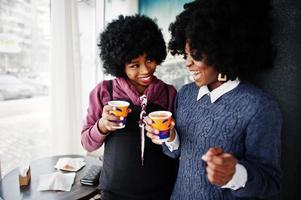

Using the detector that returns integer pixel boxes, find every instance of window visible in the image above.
[0,0,51,176]
[139,0,192,90]
[0,0,192,177]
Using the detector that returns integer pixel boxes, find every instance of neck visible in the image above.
[208,81,224,91]
[136,86,147,94]
[129,81,147,94]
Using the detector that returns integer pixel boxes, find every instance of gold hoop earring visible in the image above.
[218,73,227,82]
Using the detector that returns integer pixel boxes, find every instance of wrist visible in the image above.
[97,118,109,135]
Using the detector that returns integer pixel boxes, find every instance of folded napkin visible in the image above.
[54,157,86,172]
[37,172,76,191]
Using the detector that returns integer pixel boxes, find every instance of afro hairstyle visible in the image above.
[98,14,167,77]
[168,0,275,80]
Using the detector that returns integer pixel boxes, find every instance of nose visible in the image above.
[185,54,193,68]
[140,62,150,74]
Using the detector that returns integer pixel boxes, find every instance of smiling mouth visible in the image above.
[190,71,201,76]
[190,71,202,80]
[139,75,152,83]
[191,71,200,75]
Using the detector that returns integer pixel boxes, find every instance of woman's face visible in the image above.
[184,42,221,90]
[125,53,157,93]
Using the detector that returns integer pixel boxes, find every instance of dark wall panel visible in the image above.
[253,0,301,199]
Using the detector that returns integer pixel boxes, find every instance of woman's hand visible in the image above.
[202,147,238,186]
[145,116,176,145]
[97,105,126,134]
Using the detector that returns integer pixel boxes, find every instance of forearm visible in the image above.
[82,83,109,152]
[81,120,107,152]
[231,160,281,198]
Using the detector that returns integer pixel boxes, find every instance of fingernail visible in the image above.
[120,117,124,120]
[146,118,152,124]
[113,107,116,111]
[152,135,159,140]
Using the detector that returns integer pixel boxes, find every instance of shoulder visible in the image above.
[166,83,177,96]
[237,83,276,104]
[90,80,111,93]
[235,82,281,115]
[88,80,113,104]
[174,82,198,104]
[156,78,177,97]
[177,82,197,96]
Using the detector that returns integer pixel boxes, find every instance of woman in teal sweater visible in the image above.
[145,0,282,199]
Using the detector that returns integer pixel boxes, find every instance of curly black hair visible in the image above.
[98,15,167,77]
[168,0,275,80]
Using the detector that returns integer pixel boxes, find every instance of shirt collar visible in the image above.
[197,78,240,103]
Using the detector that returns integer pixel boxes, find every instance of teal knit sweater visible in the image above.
[164,82,282,200]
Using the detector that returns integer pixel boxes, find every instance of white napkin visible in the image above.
[54,157,86,172]
[37,172,76,191]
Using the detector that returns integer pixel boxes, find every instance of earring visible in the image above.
[218,73,227,82]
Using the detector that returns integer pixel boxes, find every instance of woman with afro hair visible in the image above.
[146,0,282,199]
[81,15,178,200]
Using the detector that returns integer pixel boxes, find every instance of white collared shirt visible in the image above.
[197,78,240,103]
[165,78,247,190]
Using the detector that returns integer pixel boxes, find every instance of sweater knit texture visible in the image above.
[168,82,282,200]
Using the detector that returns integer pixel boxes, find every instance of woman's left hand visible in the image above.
[201,147,238,186]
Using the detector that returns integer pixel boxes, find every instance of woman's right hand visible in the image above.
[97,105,122,134]
[145,116,176,145]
